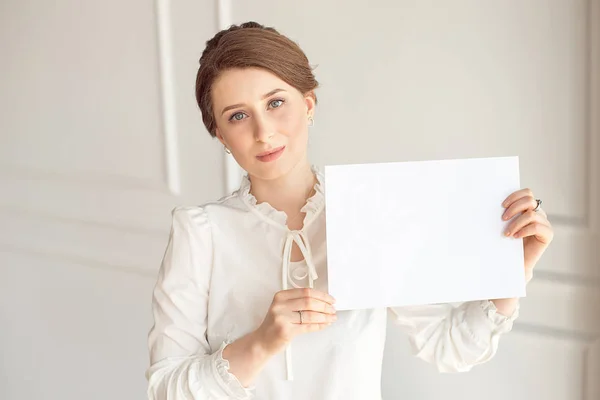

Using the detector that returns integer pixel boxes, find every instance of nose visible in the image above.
[253,114,275,142]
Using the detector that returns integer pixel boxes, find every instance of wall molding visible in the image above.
[589,0,600,234]
[0,243,156,279]
[5,0,187,198]
[0,206,166,238]
[0,163,166,193]
[585,337,600,400]
[584,2,599,399]
[513,321,598,344]
[533,269,600,287]
[216,0,246,195]
[155,0,181,196]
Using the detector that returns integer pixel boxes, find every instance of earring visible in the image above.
[224,145,231,154]
[308,116,314,127]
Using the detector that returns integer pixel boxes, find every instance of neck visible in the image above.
[248,161,316,215]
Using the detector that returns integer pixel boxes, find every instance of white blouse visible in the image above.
[146,165,519,400]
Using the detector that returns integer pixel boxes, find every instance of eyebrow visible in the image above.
[220,89,286,116]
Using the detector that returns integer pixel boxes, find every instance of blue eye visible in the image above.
[228,99,284,123]
[229,112,246,122]
[269,99,284,108]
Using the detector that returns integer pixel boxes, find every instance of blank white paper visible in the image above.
[324,156,526,311]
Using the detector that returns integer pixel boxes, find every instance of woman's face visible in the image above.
[212,67,316,180]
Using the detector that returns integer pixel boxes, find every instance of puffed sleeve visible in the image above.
[145,206,254,399]
[387,299,519,373]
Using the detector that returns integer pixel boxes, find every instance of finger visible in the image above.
[513,222,554,244]
[298,322,333,334]
[536,206,548,219]
[502,195,537,221]
[290,310,337,325]
[505,209,553,236]
[286,297,336,314]
[502,188,534,209]
[504,210,540,237]
[533,211,552,227]
[277,287,336,305]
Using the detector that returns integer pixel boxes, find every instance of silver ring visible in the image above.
[298,310,303,324]
[533,199,542,212]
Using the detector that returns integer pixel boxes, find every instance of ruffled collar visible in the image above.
[238,164,325,230]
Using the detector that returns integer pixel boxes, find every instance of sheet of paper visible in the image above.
[324,156,526,311]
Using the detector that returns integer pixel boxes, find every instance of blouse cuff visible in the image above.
[465,299,519,342]
[210,340,255,399]
[480,299,520,329]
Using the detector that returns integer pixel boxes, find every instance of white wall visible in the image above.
[1,1,599,399]
[1,1,222,398]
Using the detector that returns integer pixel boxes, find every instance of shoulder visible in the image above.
[170,190,247,229]
[170,205,208,228]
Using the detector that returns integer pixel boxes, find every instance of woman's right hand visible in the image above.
[255,288,337,356]
[220,288,337,386]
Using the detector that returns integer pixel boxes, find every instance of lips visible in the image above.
[257,146,285,157]
[256,145,286,162]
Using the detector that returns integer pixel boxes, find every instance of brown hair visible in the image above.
[195,21,319,137]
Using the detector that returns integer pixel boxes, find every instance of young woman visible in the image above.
[146,22,554,400]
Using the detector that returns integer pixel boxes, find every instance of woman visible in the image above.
[145,22,554,399]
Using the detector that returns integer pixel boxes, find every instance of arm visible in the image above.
[387,299,519,373]
[388,190,552,374]
[490,269,533,316]
[492,190,552,316]
[146,207,254,400]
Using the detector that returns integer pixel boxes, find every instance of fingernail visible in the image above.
[504,230,511,236]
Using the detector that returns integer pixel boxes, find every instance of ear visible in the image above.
[304,91,317,118]
[215,128,227,147]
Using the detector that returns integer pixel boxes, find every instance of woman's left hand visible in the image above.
[501,188,554,281]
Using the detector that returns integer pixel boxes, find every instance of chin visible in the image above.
[247,155,301,181]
